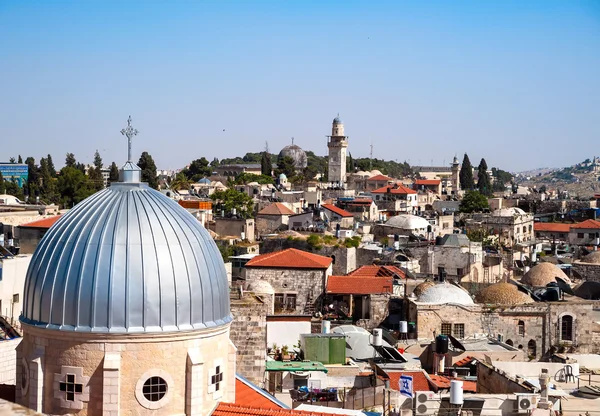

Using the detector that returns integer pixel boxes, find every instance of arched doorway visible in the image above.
[528,340,537,358]
[506,339,514,347]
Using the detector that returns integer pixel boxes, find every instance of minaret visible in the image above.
[327,115,348,185]
[451,156,460,195]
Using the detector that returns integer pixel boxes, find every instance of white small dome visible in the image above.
[369,170,383,177]
[386,215,431,231]
[417,282,474,306]
[493,207,527,217]
[246,280,275,295]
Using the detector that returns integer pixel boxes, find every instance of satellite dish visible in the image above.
[555,276,575,295]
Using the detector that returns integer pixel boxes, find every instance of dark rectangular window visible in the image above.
[453,323,465,339]
[285,294,297,310]
[274,294,284,312]
[578,233,584,238]
[441,323,452,336]
[590,233,596,239]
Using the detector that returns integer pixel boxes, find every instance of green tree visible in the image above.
[17,155,23,163]
[5,179,24,200]
[347,152,353,173]
[87,166,105,191]
[275,155,296,178]
[39,157,59,204]
[170,172,191,191]
[261,151,273,176]
[210,157,220,167]
[183,158,211,181]
[9,157,15,163]
[47,154,56,177]
[138,152,158,189]
[459,190,490,213]
[93,150,103,169]
[210,188,254,218]
[477,158,492,196]
[460,153,475,190]
[65,153,76,168]
[0,172,5,194]
[109,162,120,183]
[25,157,40,198]
[57,166,95,207]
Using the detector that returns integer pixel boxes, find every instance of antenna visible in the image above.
[370,141,374,170]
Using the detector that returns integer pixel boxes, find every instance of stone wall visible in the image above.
[230,293,268,386]
[245,267,328,314]
[572,262,600,281]
[355,294,391,330]
[256,216,286,235]
[0,338,21,385]
[476,361,533,394]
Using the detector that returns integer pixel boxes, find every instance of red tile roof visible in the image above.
[453,356,475,367]
[386,371,432,392]
[414,179,441,186]
[235,377,284,409]
[245,248,332,269]
[367,174,393,182]
[534,222,572,233]
[571,219,600,229]
[19,216,61,229]
[372,185,417,195]
[428,375,476,393]
[348,265,406,279]
[258,203,295,216]
[326,275,393,295]
[212,403,332,415]
[321,204,353,218]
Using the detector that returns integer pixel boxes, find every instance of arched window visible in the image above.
[528,340,537,357]
[561,315,574,341]
[506,339,514,346]
[518,320,525,337]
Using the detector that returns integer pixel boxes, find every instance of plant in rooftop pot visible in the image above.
[281,345,290,360]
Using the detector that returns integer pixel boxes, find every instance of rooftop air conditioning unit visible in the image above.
[415,391,437,415]
[515,393,538,414]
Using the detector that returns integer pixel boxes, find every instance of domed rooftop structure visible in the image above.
[386,214,431,232]
[333,115,342,124]
[582,252,600,264]
[369,170,383,177]
[493,207,527,217]
[475,283,534,305]
[521,262,571,287]
[416,282,474,306]
[246,280,275,295]
[278,142,307,169]
[21,164,231,334]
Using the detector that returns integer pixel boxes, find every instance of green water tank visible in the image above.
[302,334,346,365]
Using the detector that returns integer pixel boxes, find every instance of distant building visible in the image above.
[0,163,28,187]
[214,163,262,177]
[327,115,348,186]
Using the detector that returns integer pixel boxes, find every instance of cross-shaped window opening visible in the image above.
[211,366,223,391]
[59,374,83,401]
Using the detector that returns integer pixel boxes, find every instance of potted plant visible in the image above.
[281,345,290,360]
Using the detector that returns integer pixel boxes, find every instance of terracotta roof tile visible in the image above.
[453,356,475,367]
[258,203,295,216]
[326,275,393,294]
[367,174,393,182]
[414,179,441,186]
[235,376,285,409]
[348,265,406,279]
[18,216,62,229]
[428,375,476,393]
[571,219,600,229]
[386,370,432,392]
[212,403,333,415]
[245,248,332,269]
[321,204,353,218]
[534,223,573,233]
[372,185,417,195]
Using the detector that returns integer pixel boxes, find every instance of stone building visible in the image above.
[327,115,348,186]
[255,202,295,234]
[407,280,600,360]
[213,217,255,242]
[278,141,307,170]
[371,184,418,215]
[321,204,354,229]
[572,251,600,282]
[244,248,333,315]
[465,207,535,246]
[569,219,600,247]
[17,162,235,415]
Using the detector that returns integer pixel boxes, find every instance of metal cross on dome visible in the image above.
[120,115,139,162]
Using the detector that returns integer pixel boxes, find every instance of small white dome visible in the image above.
[246,280,275,295]
[369,170,383,177]
[417,282,474,306]
[493,207,527,217]
[386,214,431,231]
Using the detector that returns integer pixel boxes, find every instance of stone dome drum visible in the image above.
[21,181,232,333]
[278,144,307,169]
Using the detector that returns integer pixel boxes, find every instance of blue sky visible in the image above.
[1,1,599,171]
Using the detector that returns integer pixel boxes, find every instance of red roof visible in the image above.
[321,204,353,218]
[372,185,417,195]
[326,275,393,295]
[414,179,441,186]
[571,219,600,230]
[258,203,295,216]
[534,222,572,233]
[428,375,477,393]
[235,377,284,409]
[387,371,432,392]
[348,265,406,279]
[453,356,476,367]
[19,216,61,229]
[212,403,332,415]
[245,248,332,269]
[367,174,393,182]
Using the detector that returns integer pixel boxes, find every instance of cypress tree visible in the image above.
[0,172,5,194]
[477,158,492,196]
[261,151,273,176]
[459,153,475,190]
[109,162,120,183]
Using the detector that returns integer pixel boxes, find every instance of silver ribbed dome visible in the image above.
[21,182,231,333]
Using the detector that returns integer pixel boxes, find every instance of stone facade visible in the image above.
[476,361,533,394]
[408,299,600,360]
[355,293,391,330]
[572,261,600,281]
[255,215,287,235]
[214,218,255,242]
[229,293,269,387]
[244,266,331,315]
[16,323,236,416]
[0,337,21,385]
